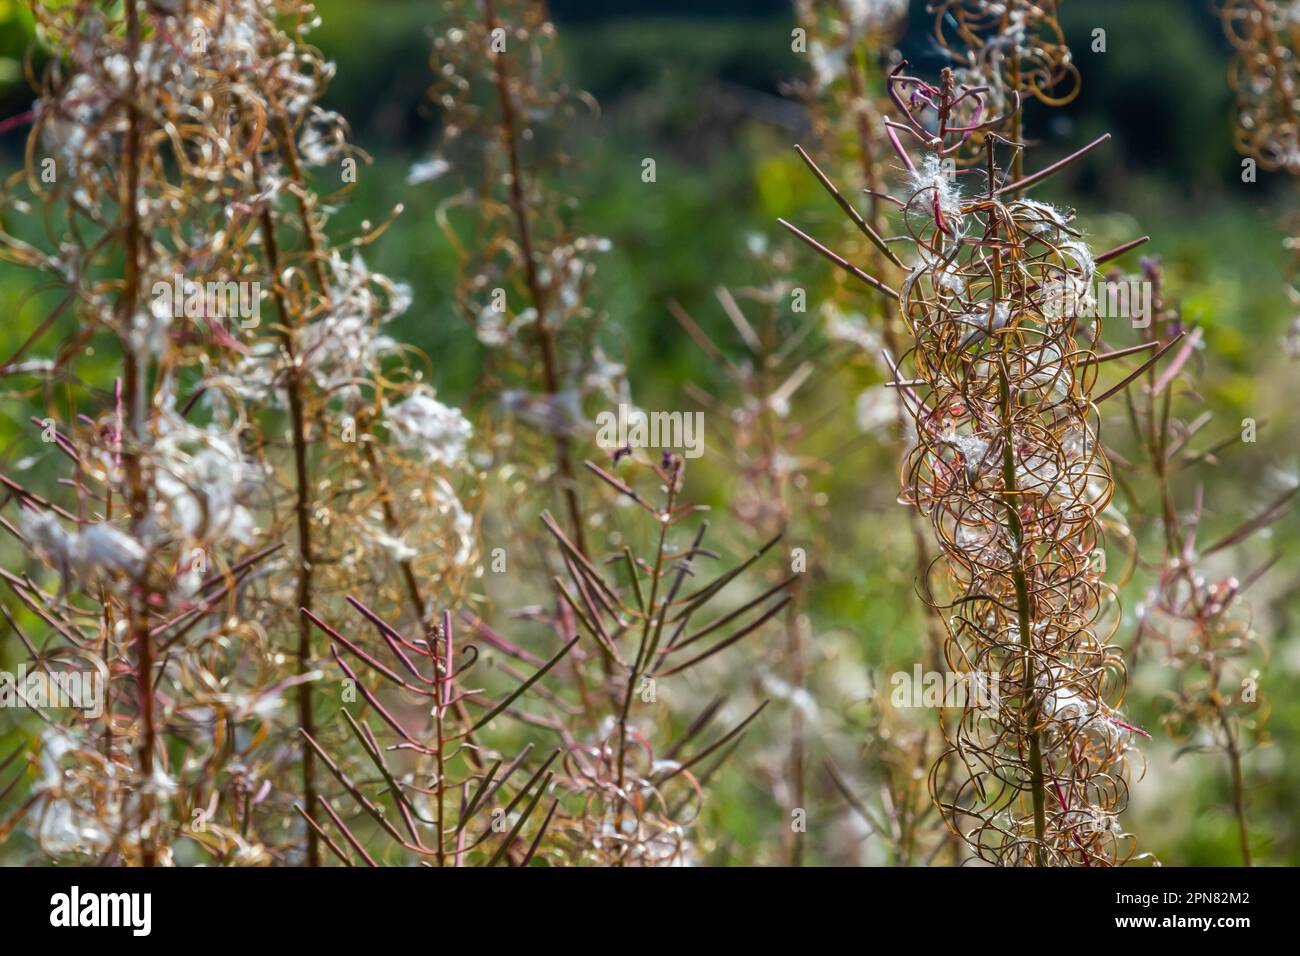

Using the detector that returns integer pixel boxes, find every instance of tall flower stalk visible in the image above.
[1120,259,1287,866]
[421,0,623,557]
[0,0,477,866]
[671,271,828,865]
[784,63,1160,864]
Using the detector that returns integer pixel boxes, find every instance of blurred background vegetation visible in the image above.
[0,0,1296,865]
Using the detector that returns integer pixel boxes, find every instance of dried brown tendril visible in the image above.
[928,0,1078,165]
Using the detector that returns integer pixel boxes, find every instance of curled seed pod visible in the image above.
[930,0,1079,104]
[928,0,1078,163]
[1219,0,1300,174]
[1217,1,1300,355]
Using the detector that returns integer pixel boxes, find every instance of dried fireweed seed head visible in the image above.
[0,0,481,867]
[1219,0,1300,173]
[782,57,1157,865]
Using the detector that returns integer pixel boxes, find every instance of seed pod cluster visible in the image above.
[891,85,1141,866]
[1220,0,1300,173]
[929,0,1079,119]
[783,64,1149,865]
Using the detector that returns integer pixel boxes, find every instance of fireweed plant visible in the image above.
[794,0,1129,866]
[292,452,794,866]
[1217,0,1300,355]
[0,0,479,865]
[1117,259,1286,866]
[404,0,794,865]
[280,0,788,867]
[670,268,832,866]
[537,457,790,865]
[793,0,1084,864]
[783,64,1170,865]
[419,0,624,558]
[791,0,957,865]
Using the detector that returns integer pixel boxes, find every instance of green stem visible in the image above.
[992,230,1047,865]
